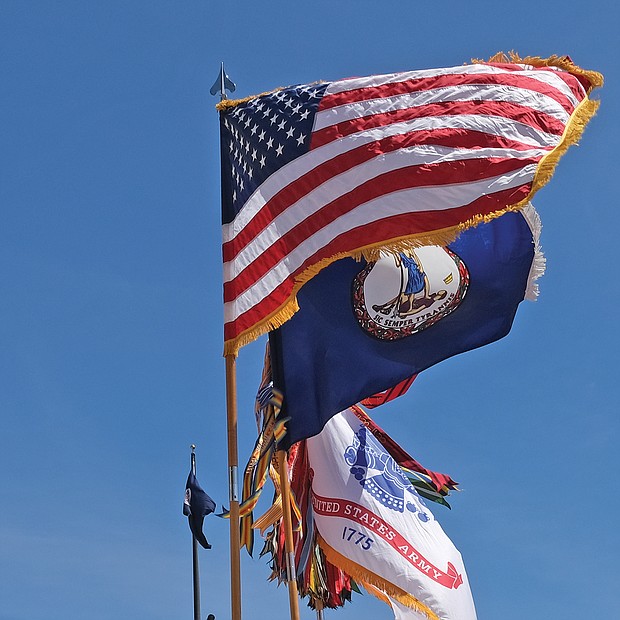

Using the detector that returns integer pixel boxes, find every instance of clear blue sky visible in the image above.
[1,2,617,619]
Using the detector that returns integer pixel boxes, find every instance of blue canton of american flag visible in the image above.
[220,83,328,225]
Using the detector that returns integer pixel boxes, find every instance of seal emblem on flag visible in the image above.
[352,247,469,341]
[344,425,430,521]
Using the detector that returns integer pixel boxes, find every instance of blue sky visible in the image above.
[1,2,618,619]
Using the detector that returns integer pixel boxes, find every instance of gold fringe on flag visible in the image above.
[362,581,442,620]
[215,81,326,112]
[253,495,283,535]
[317,534,440,620]
[475,51,603,92]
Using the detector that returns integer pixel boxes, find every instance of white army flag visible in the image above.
[306,408,477,620]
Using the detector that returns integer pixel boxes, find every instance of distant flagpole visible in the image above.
[190,445,201,620]
[212,63,242,620]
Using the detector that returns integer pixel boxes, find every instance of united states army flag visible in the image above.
[306,408,477,620]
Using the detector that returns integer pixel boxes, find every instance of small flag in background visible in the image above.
[184,471,216,550]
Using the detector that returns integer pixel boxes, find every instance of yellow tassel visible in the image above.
[473,51,603,92]
[317,535,439,620]
[360,582,392,605]
[216,81,326,112]
[531,97,600,192]
[362,581,438,616]
[216,88,284,112]
[223,297,299,357]
[253,495,283,534]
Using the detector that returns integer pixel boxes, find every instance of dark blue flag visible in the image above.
[270,207,544,449]
[183,471,216,549]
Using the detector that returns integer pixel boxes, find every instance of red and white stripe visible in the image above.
[222,62,589,348]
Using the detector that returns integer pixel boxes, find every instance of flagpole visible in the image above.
[277,449,301,620]
[190,445,202,620]
[213,63,241,620]
[225,354,242,620]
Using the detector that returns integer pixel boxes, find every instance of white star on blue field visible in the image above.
[1,2,617,619]
[220,83,324,219]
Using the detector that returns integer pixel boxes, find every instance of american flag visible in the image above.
[219,57,600,354]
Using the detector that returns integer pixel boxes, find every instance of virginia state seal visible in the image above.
[352,247,469,341]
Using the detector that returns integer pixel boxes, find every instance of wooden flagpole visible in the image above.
[213,63,241,620]
[225,354,242,620]
[277,449,301,620]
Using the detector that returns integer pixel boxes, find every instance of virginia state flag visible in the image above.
[307,408,477,620]
[270,205,544,448]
